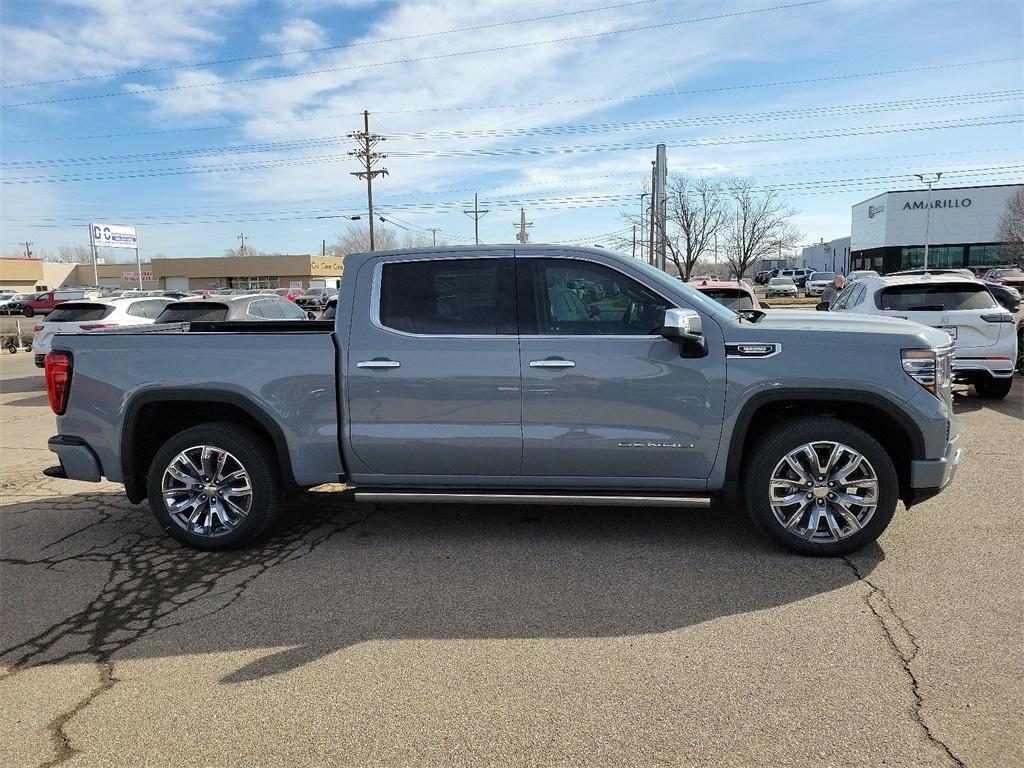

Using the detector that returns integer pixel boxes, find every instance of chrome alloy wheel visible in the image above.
[768,441,879,542]
[160,445,253,538]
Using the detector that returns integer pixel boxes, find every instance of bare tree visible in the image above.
[661,175,726,280]
[721,178,802,278]
[48,245,93,263]
[223,245,277,258]
[327,224,400,256]
[998,186,1024,261]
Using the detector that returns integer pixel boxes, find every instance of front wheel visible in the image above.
[744,417,899,556]
[146,422,281,550]
[5,343,16,354]
[974,377,1012,399]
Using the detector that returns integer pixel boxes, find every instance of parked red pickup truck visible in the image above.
[16,290,90,317]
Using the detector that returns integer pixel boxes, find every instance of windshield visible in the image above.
[809,272,836,281]
[878,283,998,311]
[155,302,229,323]
[44,303,114,322]
[696,288,755,310]
[993,268,1023,278]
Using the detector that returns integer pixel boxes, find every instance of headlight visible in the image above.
[902,349,938,395]
[902,348,952,397]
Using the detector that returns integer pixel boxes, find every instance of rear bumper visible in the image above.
[954,357,1015,382]
[47,435,103,482]
[906,433,961,507]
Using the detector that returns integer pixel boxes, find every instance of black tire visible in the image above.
[744,417,899,557]
[24,343,31,352]
[974,376,1013,399]
[146,422,281,550]
[5,343,16,354]
[22,307,34,318]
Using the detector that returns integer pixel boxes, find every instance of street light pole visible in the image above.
[914,172,942,272]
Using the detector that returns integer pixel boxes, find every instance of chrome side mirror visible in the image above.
[659,308,707,358]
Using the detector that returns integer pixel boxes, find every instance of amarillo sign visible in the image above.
[902,198,972,211]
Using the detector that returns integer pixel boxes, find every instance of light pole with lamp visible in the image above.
[315,214,361,257]
[914,172,942,272]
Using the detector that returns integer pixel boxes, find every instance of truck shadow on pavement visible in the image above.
[0,490,882,685]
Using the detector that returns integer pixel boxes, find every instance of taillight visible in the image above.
[33,325,43,333]
[79,323,116,330]
[44,351,73,415]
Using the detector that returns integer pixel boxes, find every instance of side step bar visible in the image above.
[353,491,711,508]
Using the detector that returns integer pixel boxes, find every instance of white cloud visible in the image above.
[0,0,245,86]
[260,19,327,52]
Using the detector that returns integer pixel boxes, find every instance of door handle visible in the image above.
[529,359,575,369]
[356,359,401,369]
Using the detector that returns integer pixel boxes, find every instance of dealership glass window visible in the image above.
[229,276,280,289]
[900,246,963,269]
[968,244,1005,266]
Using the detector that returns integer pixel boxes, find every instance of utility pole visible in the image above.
[655,144,667,272]
[462,193,489,245]
[648,163,656,266]
[638,192,650,261]
[237,232,249,257]
[514,207,533,243]
[427,228,441,246]
[631,225,637,259]
[915,172,942,272]
[349,110,388,251]
[19,241,33,259]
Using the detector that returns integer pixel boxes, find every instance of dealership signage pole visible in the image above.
[90,222,140,287]
[914,172,942,272]
[85,224,99,286]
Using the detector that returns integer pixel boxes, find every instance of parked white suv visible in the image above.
[827,274,1017,398]
[32,297,173,367]
[805,271,837,297]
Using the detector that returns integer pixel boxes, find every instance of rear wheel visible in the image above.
[744,417,898,556]
[974,376,1012,399]
[146,422,281,550]
[22,307,34,318]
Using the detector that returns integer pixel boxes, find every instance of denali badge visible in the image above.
[618,441,687,449]
[726,343,781,358]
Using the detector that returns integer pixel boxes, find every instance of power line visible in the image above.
[1,0,659,90]
[6,89,1018,167]
[4,168,1021,228]
[16,147,1020,217]
[0,2,834,108]
[4,115,1020,185]
[5,58,1019,142]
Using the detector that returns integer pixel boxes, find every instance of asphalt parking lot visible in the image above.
[1,350,1022,768]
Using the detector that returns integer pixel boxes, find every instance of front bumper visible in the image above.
[47,435,103,482]
[906,432,961,507]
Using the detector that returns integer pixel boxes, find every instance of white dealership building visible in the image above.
[849,183,1021,274]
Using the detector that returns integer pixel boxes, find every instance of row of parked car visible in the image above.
[0,284,340,318]
[28,292,340,367]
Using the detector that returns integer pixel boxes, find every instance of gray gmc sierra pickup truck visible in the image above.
[44,245,961,556]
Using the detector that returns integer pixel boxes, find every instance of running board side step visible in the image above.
[352,491,711,508]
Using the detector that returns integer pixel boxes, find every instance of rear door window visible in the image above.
[44,303,114,322]
[877,283,998,311]
[155,302,229,322]
[247,299,284,319]
[379,258,515,335]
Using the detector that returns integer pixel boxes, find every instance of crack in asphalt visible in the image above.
[0,492,379,768]
[842,556,967,768]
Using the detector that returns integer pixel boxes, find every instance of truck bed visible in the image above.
[51,325,343,489]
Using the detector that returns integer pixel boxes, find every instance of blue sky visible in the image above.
[1,0,1022,261]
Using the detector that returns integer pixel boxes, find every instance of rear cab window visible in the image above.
[378,258,515,335]
[877,282,998,312]
[44,303,114,322]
